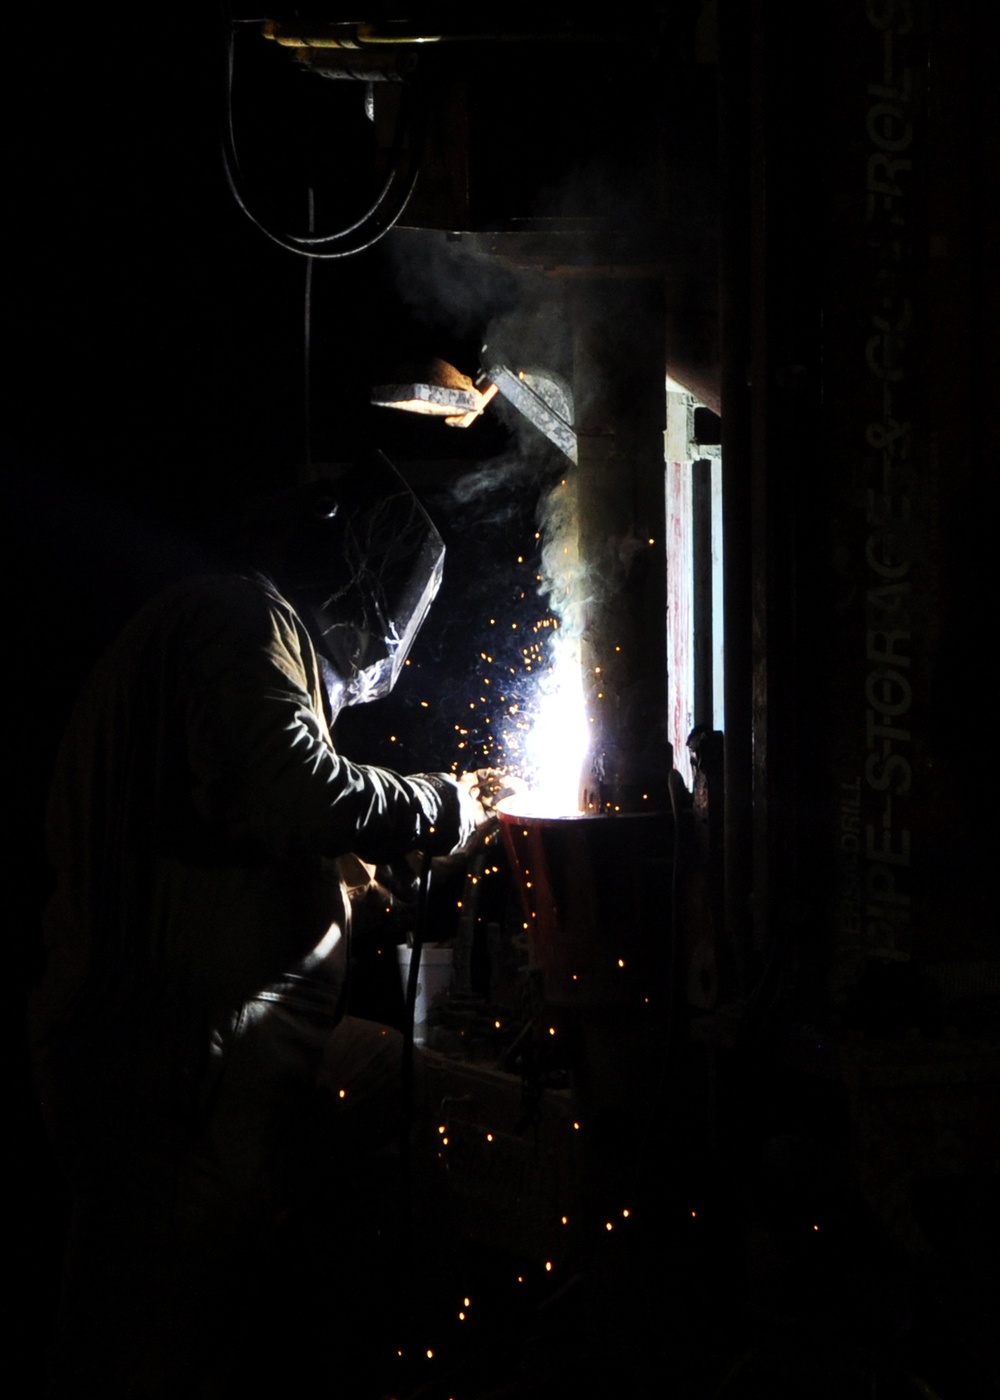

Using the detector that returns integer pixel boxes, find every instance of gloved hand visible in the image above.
[468,768,528,812]
[417,771,493,856]
[452,770,498,850]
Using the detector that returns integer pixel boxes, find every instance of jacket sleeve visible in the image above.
[180,576,476,864]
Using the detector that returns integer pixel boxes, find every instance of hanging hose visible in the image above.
[398,841,433,1256]
[221,8,427,258]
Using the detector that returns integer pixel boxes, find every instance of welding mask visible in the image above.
[255,453,445,712]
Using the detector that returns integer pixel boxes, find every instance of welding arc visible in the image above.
[221,14,426,258]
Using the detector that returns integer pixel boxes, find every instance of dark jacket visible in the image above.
[31,572,472,1114]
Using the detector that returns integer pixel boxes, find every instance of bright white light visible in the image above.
[505,470,589,816]
[518,632,588,816]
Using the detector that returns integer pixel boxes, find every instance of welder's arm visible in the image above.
[186,577,484,863]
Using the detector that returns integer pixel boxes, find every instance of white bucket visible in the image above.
[396,944,453,1047]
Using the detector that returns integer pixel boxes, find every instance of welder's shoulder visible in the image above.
[150,573,318,704]
[56,576,311,770]
[147,573,302,651]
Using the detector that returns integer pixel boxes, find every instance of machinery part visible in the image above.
[485,364,578,463]
[371,382,483,419]
[498,803,672,1008]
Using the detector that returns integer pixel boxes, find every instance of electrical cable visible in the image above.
[222,37,419,254]
[220,6,427,258]
[398,841,433,1257]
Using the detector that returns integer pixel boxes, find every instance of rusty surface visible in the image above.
[487,364,577,463]
[498,805,672,1008]
[371,382,482,416]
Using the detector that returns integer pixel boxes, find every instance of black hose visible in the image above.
[220,8,426,258]
[398,845,432,1256]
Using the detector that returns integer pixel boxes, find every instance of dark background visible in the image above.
[2,13,525,1379]
[6,6,997,1395]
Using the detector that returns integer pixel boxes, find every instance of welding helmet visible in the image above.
[251,452,445,712]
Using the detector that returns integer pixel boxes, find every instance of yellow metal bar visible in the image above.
[355,25,441,45]
[262,21,440,49]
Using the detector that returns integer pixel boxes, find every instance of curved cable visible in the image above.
[224,9,408,248]
[221,9,426,258]
[222,23,416,251]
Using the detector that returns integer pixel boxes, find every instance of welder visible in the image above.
[30,456,492,1399]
